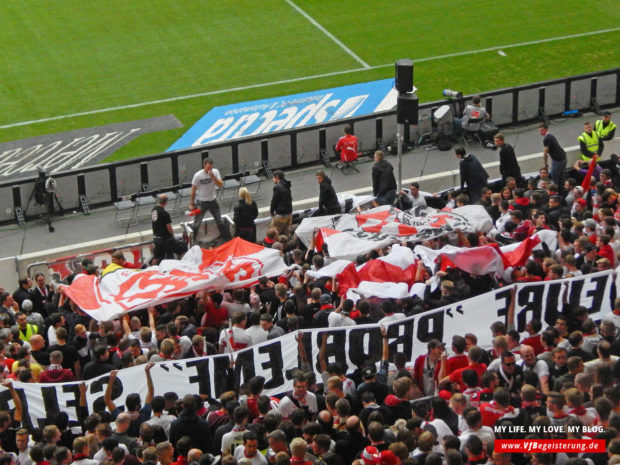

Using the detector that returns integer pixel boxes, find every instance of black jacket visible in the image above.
[499,143,522,181]
[318,176,340,214]
[372,160,397,196]
[233,200,258,228]
[270,179,292,215]
[169,409,213,453]
[459,153,489,191]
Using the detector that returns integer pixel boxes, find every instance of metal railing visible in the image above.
[1,68,618,226]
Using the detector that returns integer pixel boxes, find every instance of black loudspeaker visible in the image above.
[395,59,414,94]
[397,93,419,124]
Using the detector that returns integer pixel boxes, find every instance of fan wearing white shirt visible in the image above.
[328,299,355,327]
[188,157,231,243]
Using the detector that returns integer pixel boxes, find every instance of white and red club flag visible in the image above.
[62,238,286,321]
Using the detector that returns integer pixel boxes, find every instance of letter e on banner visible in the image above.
[234,349,256,389]
[258,341,285,389]
[185,359,212,397]
[516,285,544,332]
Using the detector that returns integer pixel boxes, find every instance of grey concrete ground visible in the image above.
[0,109,618,282]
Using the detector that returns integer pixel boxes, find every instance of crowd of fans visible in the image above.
[2,137,620,465]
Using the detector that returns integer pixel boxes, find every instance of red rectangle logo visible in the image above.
[495,439,605,453]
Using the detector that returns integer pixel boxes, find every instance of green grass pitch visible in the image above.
[0,0,618,162]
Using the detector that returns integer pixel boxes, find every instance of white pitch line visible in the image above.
[0,66,369,130]
[283,0,370,69]
[2,26,618,130]
[403,26,620,66]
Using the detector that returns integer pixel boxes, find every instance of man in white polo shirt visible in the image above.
[189,157,232,243]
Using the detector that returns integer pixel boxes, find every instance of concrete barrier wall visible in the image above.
[14,136,620,279]
[0,257,18,290]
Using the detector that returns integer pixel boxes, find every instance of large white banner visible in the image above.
[297,205,493,260]
[2,271,613,428]
[62,239,286,321]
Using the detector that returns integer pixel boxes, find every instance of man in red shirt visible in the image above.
[334,125,358,164]
[480,388,515,427]
[521,318,545,355]
[413,339,444,396]
[445,335,469,374]
[440,346,487,392]
[39,351,75,383]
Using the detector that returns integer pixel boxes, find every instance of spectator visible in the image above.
[371,150,397,207]
[233,187,259,243]
[334,124,358,165]
[316,170,341,215]
[188,157,231,244]
[234,431,267,464]
[495,133,522,185]
[39,351,74,383]
[455,146,489,203]
[169,395,212,453]
[269,170,293,236]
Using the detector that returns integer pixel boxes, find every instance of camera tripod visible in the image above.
[22,178,64,232]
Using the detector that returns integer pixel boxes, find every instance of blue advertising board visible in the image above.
[167,79,399,151]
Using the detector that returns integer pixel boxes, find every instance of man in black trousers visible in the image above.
[455,146,489,203]
[494,133,522,186]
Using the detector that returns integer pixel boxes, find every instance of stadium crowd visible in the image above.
[0,113,619,465]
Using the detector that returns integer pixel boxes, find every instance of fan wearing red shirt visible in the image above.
[439,346,487,392]
[480,389,515,427]
[200,292,228,329]
[597,234,615,265]
[520,318,545,356]
[413,339,444,397]
[445,335,469,374]
[334,125,358,163]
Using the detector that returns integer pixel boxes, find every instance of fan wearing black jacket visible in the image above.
[269,170,293,235]
[316,170,341,215]
[495,133,523,185]
[371,150,397,206]
[233,187,259,242]
[455,146,489,203]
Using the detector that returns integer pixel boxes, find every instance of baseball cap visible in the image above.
[576,198,587,207]
[361,363,377,379]
[320,293,332,305]
[427,339,445,350]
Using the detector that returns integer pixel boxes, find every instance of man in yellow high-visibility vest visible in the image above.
[578,122,600,162]
[595,111,616,156]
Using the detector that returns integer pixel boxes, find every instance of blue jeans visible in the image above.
[550,158,566,190]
